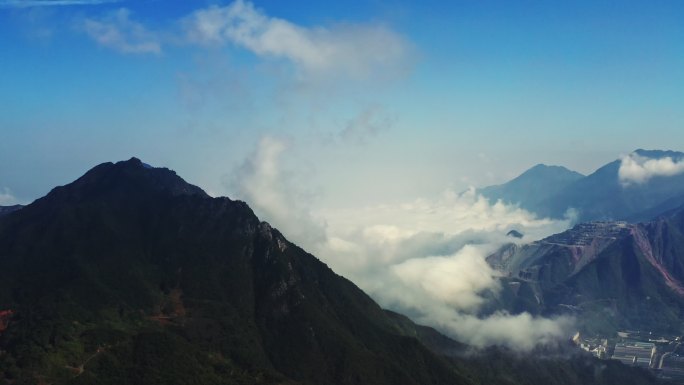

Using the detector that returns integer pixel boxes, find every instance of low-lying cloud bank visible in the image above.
[439,312,575,350]
[619,152,684,185]
[228,137,575,350]
[314,191,575,349]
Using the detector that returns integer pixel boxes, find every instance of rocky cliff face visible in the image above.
[487,209,684,334]
[488,222,632,283]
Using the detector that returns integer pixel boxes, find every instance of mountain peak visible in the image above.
[523,163,583,178]
[117,157,155,169]
[124,156,143,164]
[529,163,556,170]
[478,163,584,211]
[37,158,209,207]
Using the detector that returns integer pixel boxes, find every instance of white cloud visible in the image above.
[308,189,575,349]
[392,245,500,311]
[228,136,327,247]
[618,152,684,185]
[183,0,412,80]
[0,0,120,7]
[0,188,18,205]
[240,179,575,348]
[436,312,575,350]
[228,139,575,350]
[81,8,161,55]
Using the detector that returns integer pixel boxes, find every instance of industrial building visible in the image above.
[612,342,656,368]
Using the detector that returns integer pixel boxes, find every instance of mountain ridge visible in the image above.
[479,149,684,223]
[479,164,584,213]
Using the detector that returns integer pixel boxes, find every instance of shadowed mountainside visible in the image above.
[0,205,22,218]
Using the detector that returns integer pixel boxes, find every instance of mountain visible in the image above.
[480,149,684,223]
[0,205,22,218]
[0,158,472,385]
[536,149,684,222]
[479,164,584,213]
[0,158,663,385]
[486,207,684,335]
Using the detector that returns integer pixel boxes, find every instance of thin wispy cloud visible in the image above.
[0,0,121,7]
[81,8,161,55]
[338,105,395,145]
[183,0,413,80]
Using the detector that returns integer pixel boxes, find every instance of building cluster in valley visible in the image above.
[573,330,684,383]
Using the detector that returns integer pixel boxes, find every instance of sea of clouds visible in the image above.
[229,136,576,350]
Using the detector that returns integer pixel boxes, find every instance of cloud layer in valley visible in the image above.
[228,137,576,350]
[314,190,575,350]
[619,152,684,185]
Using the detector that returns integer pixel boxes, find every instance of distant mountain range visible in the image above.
[0,158,660,385]
[479,149,684,223]
[479,164,585,214]
[486,207,684,336]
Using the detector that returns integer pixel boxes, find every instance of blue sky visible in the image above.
[1,0,683,207]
